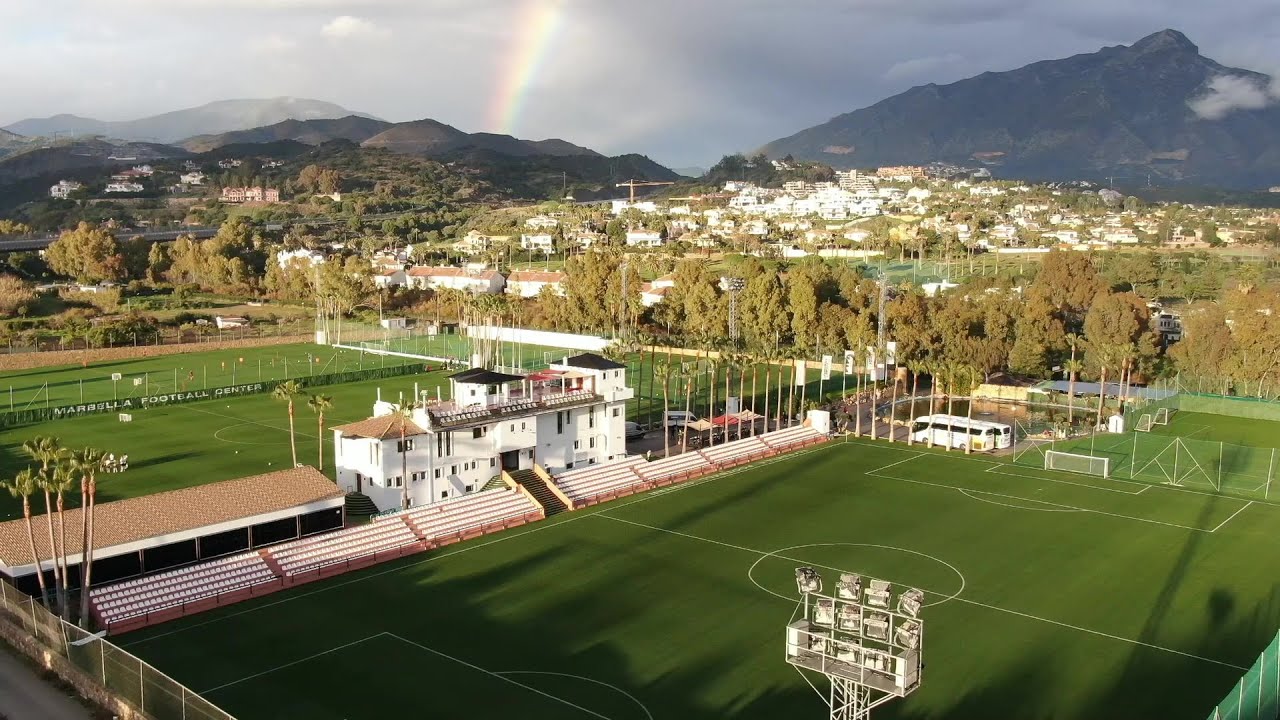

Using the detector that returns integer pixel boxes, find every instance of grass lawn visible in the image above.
[0,342,425,413]
[1151,410,1280,448]
[0,369,451,521]
[117,439,1280,720]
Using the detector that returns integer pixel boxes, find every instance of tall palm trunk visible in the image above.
[41,489,63,614]
[888,370,900,443]
[55,489,69,618]
[317,410,326,471]
[762,363,772,435]
[22,498,48,608]
[708,362,717,448]
[287,399,298,467]
[661,370,671,458]
[726,360,734,439]
[747,363,755,437]
[1067,343,1078,423]
[907,370,920,446]
[787,359,797,427]
[965,373,976,455]
[682,377,693,454]
[78,476,88,622]
[854,361,863,438]
[78,474,97,625]
[1095,366,1109,431]
[945,370,957,451]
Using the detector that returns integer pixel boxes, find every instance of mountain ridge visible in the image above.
[5,98,378,144]
[760,29,1280,189]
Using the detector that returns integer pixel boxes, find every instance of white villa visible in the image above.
[332,354,633,511]
[625,230,664,247]
[406,266,505,294]
[506,270,566,298]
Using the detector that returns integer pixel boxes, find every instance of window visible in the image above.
[434,468,442,479]
[490,458,496,467]
[589,408,595,429]
[521,422,527,431]
[465,485,474,493]
[394,476,403,487]
[510,424,515,432]
[437,434,444,456]
[574,440,580,450]
[612,408,620,418]
[557,412,563,434]
[440,491,448,499]
[589,437,596,449]
[473,428,484,439]
[451,465,457,475]
[397,439,414,452]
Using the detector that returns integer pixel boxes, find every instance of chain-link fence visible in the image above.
[1207,630,1280,720]
[0,579,236,720]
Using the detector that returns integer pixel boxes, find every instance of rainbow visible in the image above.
[487,0,567,136]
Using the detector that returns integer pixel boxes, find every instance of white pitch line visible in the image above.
[867,471,1214,533]
[594,512,1247,671]
[200,632,385,694]
[387,634,612,720]
[956,488,1081,513]
[984,464,1148,496]
[1211,501,1254,533]
[864,452,927,475]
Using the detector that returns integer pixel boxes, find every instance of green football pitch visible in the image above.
[0,369,451,521]
[116,438,1280,720]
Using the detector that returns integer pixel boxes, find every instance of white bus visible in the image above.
[910,415,1012,452]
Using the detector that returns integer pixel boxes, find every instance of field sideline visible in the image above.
[118,438,1280,720]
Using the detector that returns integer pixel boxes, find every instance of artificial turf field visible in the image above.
[0,369,451,521]
[116,437,1280,720]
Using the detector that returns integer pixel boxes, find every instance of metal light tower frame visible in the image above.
[785,568,924,720]
[725,277,746,341]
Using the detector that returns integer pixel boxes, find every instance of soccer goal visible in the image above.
[1136,414,1154,432]
[1154,407,1174,426]
[1045,450,1111,478]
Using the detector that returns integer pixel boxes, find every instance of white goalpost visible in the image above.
[1136,414,1154,433]
[1044,450,1111,478]
[1154,407,1173,426]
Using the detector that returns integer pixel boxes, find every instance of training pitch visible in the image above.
[116,436,1280,720]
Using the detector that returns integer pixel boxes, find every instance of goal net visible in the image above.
[1154,407,1173,426]
[1045,450,1111,478]
[1136,414,1154,433]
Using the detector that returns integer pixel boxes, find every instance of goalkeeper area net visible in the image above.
[1136,414,1154,432]
[1154,407,1174,426]
[1045,450,1111,478]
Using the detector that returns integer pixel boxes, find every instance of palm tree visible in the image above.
[50,457,75,619]
[760,350,772,436]
[23,437,63,612]
[655,360,676,458]
[682,367,695,454]
[72,448,104,626]
[906,361,923,446]
[887,361,901,443]
[308,394,334,471]
[1064,334,1082,425]
[2,469,48,608]
[394,403,416,509]
[706,354,719,448]
[964,367,980,455]
[272,380,305,467]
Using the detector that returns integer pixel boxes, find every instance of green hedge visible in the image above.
[0,363,435,429]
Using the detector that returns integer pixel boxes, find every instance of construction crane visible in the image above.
[616,179,675,203]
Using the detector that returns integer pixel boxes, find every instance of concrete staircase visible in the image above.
[344,492,379,521]
[509,469,568,516]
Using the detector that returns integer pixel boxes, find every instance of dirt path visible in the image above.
[0,647,94,720]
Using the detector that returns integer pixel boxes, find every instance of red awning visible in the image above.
[710,414,742,426]
[526,370,565,382]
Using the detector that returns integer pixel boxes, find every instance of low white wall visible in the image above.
[465,325,611,352]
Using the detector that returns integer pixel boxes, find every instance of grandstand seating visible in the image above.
[90,551,275,625]
[269,519,420,575]
[760,425,826,450]
[554,457,648,506]
[399,488,542,543]
[698,436,769,466]
[634,452,713,484]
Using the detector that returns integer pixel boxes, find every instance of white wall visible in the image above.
[465,325,611,352]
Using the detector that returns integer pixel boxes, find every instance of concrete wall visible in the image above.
[465,325,611,353]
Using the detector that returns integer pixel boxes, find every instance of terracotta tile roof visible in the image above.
[508,271,566,283]
[0,467,342,569]
[332,414,428,439]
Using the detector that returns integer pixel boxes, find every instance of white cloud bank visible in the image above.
[1190,74,1280,119]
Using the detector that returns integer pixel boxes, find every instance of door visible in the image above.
[501,450,520,471]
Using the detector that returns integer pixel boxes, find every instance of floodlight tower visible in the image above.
[785,568,924,720]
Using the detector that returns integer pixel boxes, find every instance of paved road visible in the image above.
[0,646,93,720]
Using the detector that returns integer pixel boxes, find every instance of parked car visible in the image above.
[625,421,647,440]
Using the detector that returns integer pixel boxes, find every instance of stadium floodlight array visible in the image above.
[1044,450,1111,478]
[785,568,925,720]
[797,567,824,594]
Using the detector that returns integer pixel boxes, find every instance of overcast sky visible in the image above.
[2,0,1279,167]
